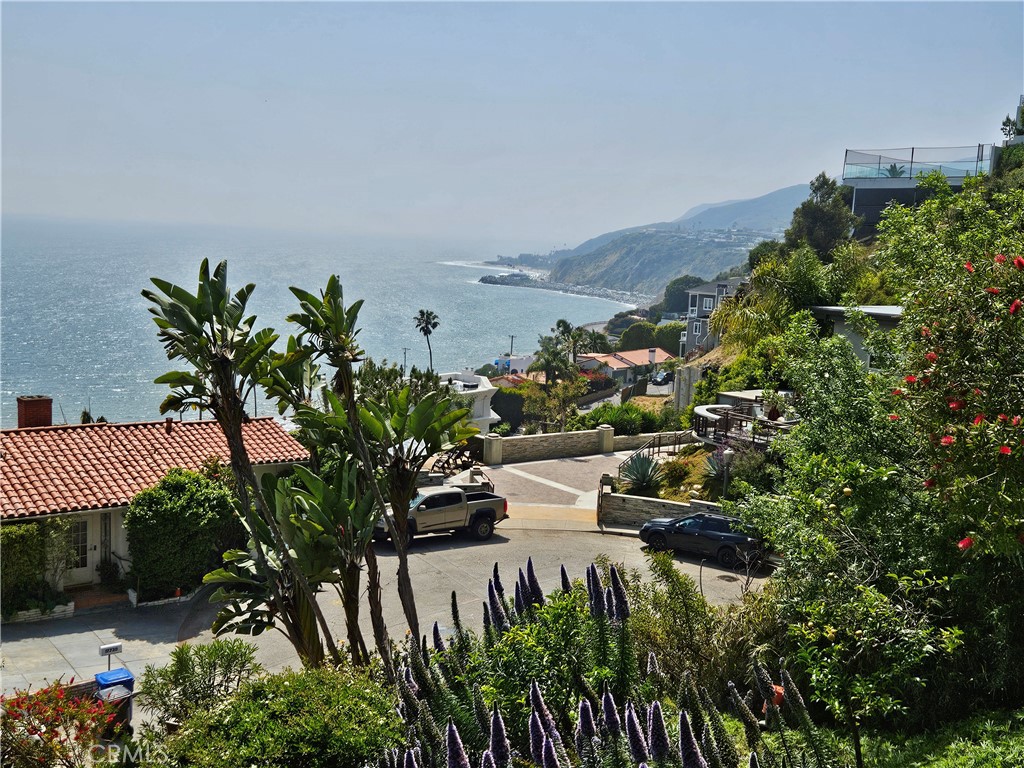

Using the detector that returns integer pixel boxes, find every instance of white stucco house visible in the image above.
[439,371,500,433]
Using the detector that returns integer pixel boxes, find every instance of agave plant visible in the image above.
[619,454,665,497]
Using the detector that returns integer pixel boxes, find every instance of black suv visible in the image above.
[639,512,769,568]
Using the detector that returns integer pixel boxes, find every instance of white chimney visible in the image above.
[648,348,656,365]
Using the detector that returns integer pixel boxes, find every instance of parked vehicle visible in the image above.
[375,487,508,544]
[638,512,776,567]
[651,370,674,386]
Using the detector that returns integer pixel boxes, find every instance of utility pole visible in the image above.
[401,347,410,376]
[509,335,515,357]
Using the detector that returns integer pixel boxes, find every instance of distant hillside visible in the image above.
[674,184,809,232]
[548,229,764,295]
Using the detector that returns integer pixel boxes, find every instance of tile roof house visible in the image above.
[578,348,675,385]
[2,396,308,588]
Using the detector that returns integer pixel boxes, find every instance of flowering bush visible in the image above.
[1,679,117,767]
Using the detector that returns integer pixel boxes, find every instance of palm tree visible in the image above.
[143,259,341,666]
[414,309,440,371]
[527,335,575,389]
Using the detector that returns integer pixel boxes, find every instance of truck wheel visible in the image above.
[470,516,494,541]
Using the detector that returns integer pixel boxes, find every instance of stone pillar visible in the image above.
[597,423,614,453]
[483,433,504,465]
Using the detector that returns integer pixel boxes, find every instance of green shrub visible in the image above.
[491,421,513,436]
[571,402,660,435]
[0,520,74,617]
[136,639,263,725]
[619,454,664,497]
[167,665,403,768]
[490,387,526,431]
[124,468,236,600]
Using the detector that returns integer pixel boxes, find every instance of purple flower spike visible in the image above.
[625,702,649,763]
[404,666,419,697]
[482,602,492,634]
[404,749,419,768]
[560,564,571,592]
[492,562,505,598]
[527,557,546,605]
[514,581,526,615]
[604,586,615,618]
[609,566,630,620]
[529,711,546,765]
[518,569,531,604]
[480,751,496,768]
[490,704,511,768]
[648,701,672,761]
[579,698,597,740]
[646,652,660,677]
[447,719,472,768]
[542,737,562,768]
[602,689,621,736]
[678,711,709,768]
[530,681,563,744]
[488,579,510,632]
[433,622,446,654]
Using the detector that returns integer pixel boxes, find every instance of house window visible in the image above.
[703,297,715,311]
[70,519,88,569]
[693,321,703,335]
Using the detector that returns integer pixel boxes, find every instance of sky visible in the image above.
[3,1,1022,252]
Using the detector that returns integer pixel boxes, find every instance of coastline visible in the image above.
[478,271,649,308]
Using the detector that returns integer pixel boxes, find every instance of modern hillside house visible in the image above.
[438,371,500,433]
[811,305,903,370]
[1,396,308,591]
[842,145,993,227]
[680,277,745,356]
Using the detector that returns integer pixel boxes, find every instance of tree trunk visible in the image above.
[340,561,368,665]
[218,397,342,667]
[364,543,394,681]
[426,336,433,372]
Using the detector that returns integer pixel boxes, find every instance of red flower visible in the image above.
[958,536,974,551]
[888,413,900,421]
[999,413,1008,422]
[921,326,931,337]
[965,261,975,273]
[925,352,938,363]
[1014,256,1024,270]
[1010,299,1022,315]
[949,400,965,411]
[892,388,904,396]
[1000,445,1012,456]
[973,413,986,425]
[1013,416,1021,426]
[923,478,936,488]
[986,287,1001,295]
[941,435,956,446]
[996,253,1007,264]
[905,375,918,384]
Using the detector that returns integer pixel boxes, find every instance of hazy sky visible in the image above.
[3,2,1022,251]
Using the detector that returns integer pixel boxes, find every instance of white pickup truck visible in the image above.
[375,486,509,544]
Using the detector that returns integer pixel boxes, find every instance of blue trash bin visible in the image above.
[95,667,135,692]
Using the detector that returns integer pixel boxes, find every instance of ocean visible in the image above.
[0,217,630,429]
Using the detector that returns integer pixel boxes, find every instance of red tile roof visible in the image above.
[579,348,676,370]
[1,418,308,520]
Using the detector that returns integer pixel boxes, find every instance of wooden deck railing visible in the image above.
[692,403,795,447]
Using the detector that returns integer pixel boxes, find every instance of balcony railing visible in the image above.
[843,145,992,181]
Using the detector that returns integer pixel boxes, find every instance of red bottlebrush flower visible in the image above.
[1000,445,1012,456]
[941,435,956,446]
[965,261,975,273]
[892,388,904,396]
[1010,299,1022,315]
[1013,416,1021,426]
[1014,256,1024,270]
[958,536,974,551]
[973,388,983,395]
[922,376,931,384]
[949,400,965,411]
[925,352,938,363]
[999,414,1008,422]
[986,287,1001,295]
[924,478,936,488]
[921,326,931,337]
[973,413,985,425]
[888,413,900,421]
[905,375,918,384]
[996,253,1007,264]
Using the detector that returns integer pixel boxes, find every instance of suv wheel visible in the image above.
[717,546,738,568]
[647,533,669,551]
[470,516,494,541]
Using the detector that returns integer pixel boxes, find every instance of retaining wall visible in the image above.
[598,493,695,528]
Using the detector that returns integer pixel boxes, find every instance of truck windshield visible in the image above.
[409,493,426,510]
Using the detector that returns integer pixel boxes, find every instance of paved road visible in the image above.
[0,451,763,694]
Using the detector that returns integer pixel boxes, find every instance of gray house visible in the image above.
[811,305,902,370]
[681,277,745,356]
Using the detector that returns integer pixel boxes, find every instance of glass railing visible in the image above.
[843,145,992,180]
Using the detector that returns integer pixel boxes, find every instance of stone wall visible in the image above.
[481,427,696,465]
[598,493,694,528]
[612,430,696,452]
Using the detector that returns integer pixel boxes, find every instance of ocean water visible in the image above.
[0,217,629,429]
